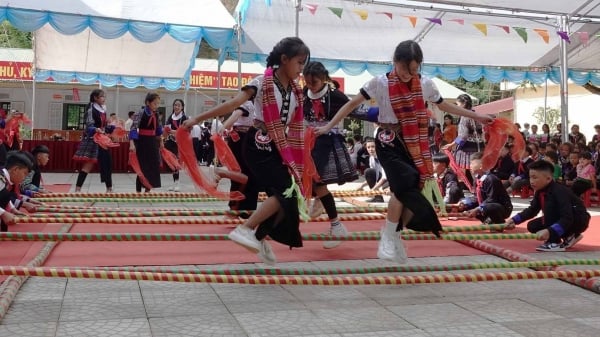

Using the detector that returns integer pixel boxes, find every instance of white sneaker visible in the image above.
[393,236,408,264]
[323,222,348,249]
[258,240,276,265]
[229,225,261,253]
[377,229,396,261]
[168,183,180,192]
[377,229,408,264]
[309,199,325,218]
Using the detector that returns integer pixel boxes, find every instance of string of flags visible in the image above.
[301,3,593,46]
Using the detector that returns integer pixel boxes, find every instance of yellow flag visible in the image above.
[473,23,488,36]
[352,9,368,20]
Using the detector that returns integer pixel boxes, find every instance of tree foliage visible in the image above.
[440,77,505,105]
[531,106,561,129]
[0,21,32,48]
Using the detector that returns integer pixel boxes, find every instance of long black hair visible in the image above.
[393,40,423,71]
[266,37,310,68]
[456,94,473,110]
[87,89,105,110]
[172,98,185,114]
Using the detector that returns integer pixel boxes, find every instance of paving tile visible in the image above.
[357,284,440,305]
[225,299,307,314]
[234,309,334,336]
[519,294,600,318]
[284,285,370,301]
[501,318,600,337]
[424,322,525,337]
[15,278,67,301]
[143,295,229,318]
[0,322,57,337]
[300,298,381,310]
[341,330,430,337]
[1,300,62,324]
[149,313,246,337]
[55,318,151,337]
[454,299,561,323]
[387,303,489,329]
[574,317,600,329]
[63,278,141,298]
[313,306,414,333]
[59,296,146,322]
[211,284,297,304]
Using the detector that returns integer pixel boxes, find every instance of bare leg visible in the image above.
[242,196,280,230]
[387,194,402,224]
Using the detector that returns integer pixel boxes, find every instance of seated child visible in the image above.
[572,152,596,196]
[356,137,387,203]
[432,152,464,204]
[506,146,534,193]
[21,145,51,196]
[542,150,562,182]
[0,152,35,231]
[463,152,513,225]
[491,144,516,182]
[506,160,590,251]
[563,152,578,186]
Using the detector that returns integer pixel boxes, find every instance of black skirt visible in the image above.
[244,127,302,248]
[227,129,259,212]
[312,133,358,185]
[375,128,443,236]
[134,136,161,188]
[164,139,179,173]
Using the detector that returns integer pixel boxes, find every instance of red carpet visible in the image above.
[2,185,599,269]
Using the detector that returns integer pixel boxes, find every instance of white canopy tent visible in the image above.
[229,0,600,140]
[0,0,236,128]
[230,0,600,81]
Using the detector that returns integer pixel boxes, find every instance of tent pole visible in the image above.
[31,34,36,139]
[115,85,120,117]
[543,78,548,124]
[295,0,302,37]
[559,15,569,143]
[217,50,222,104]
[237,13,242,90]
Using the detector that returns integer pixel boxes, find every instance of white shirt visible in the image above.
[361,75,442,124]
[245,75,300,124]
[234,100,255,127]
[369,155,386,180]
[124,118,133,131]
[190,124,201,139]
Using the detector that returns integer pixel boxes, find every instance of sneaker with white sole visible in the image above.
[309,199,325,218]
[258,240,276,265]
[323,222,348,249]
[229,225,261,253]
[536,241,565,252]
[393,236,408,264]
[377,229,397,261]
[561,233,583,249]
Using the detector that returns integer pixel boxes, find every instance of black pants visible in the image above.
[572,179,592,196]
[97,147,112,189]
[527,213,590,243]
[476,203,513,224]
[364,168,388,191]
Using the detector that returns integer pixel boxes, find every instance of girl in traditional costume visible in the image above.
[315,40,493,263]
[129,92,163,192]
[183,37,310,265]
[303,61,358,249]
[164,99,188,191]
[73,89,115,193]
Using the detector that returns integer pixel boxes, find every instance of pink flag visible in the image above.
[449,18,464,25]
[577,31,589,47]
[72,88,80,102]
[304,4,318,15]
[377,11,393,19]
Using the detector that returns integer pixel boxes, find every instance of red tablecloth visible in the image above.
[22,140,130,173]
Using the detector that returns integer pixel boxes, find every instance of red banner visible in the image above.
[0,61,345,92]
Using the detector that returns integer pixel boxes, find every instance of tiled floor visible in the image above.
[0,172,599,336]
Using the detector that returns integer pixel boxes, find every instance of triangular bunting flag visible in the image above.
[304,4,318,15]
[328,7,343,18]
[352,9,368,20]
[513,27,528,43]
[557,31,571,43]
[426,17,442,25]
[377,11,393,19]
[577,31,589,47]
[495,25,510,34]
[534,29,549,43]
[473,23,488,36]
[449,18,464,25]
[405,15,417,27]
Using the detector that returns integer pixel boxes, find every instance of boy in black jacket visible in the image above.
[464,152,513,225]
[0,152,35,231]
[432,152,464,204]
[506,160,590,251]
